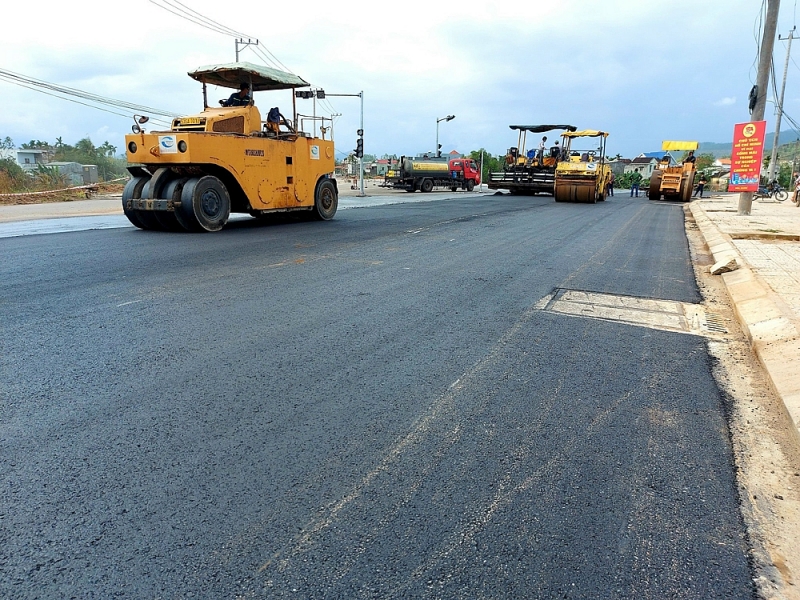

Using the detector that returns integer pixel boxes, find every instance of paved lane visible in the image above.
[0,195,753,598]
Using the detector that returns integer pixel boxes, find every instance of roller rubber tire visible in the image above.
[313,179,338,220]
[155,178,188,231]
[135,181,164,230]
[122,176,149,229]
[178,176,230,232]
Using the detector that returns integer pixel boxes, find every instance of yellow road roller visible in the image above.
[123,62,337,232]
[648,140,698,202]
[554,130,612,203]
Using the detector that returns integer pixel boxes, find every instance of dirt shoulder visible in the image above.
[686,207,800,600]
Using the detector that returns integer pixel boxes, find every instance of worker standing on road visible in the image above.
[794,172,800,205]
[607,171,615,197]
[630,169,642,197]
[693,174,707,198]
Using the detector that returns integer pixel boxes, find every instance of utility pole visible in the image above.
[739,0,781,215]
[235,38,258,62]
[767,27,797,184]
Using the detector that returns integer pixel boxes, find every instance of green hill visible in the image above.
[699,129,800,157]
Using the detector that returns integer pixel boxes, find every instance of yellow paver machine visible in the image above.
[123,62,337,232]
[648,140,698,202]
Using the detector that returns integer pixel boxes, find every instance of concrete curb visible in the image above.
[689,202,800,439]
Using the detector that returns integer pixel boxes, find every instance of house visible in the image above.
[0,148,46,170]
[44,162,85,185]
[624,156,659,179]
[608,158,631,176]
[712,157,731,170]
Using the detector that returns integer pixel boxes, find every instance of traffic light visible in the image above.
[355,136,364,158]
[316,89,325,99]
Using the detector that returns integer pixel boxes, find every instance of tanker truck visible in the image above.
[385,156,480,192]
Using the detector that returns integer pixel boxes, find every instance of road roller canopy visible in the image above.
[562,130,609,138]
[661,140,699,151]
[509,125,577,133]
[188,62,309,91]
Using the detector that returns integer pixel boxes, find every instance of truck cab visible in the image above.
[449,158,481,187]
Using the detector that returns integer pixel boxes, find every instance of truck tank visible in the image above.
[401,158,451,177]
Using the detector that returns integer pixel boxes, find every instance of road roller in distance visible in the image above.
[553,130,612,203]
[487,124,577,195]
[123,62,337,232]
[648,140,698,202]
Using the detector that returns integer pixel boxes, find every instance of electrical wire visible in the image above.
[752,0,768,83]
[0,67,177,125]
[147,0,294,73]
[146,1,347,130]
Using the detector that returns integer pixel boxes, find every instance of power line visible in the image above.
[0,67,177,125]
[751,0,768,83]
[146,0,239,37]
[147,0,294,73]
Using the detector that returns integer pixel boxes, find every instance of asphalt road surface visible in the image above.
[1,194,754,599]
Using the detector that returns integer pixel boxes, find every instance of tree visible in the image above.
[679,151,714,171]
[98,141,117,157]
[0,157,28,193]
[469,149,502,184]
[54,137,127,181]
[0,136,14,150]
[21,140,51,150]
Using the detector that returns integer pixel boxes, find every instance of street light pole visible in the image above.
[436,115,455,158]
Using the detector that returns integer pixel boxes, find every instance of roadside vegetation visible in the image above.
[0,136,127,198]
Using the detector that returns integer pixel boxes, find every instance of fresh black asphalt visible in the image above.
[0,194,754,598]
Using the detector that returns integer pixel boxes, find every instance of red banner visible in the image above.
[729,121,766,192]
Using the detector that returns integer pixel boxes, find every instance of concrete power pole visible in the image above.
[739,0,781,215]
[767,27,797,184]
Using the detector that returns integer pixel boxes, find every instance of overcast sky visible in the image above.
[1,0,797,159]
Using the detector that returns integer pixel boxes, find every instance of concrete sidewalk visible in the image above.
[0,195,124,223]
[690,192,800,439]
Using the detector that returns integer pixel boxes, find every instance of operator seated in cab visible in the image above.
[549,141,561,160]
[221,82,251,107]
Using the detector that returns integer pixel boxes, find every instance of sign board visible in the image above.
[728,121,766,192]
[158,135,177,154]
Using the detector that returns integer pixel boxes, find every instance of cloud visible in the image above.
[0,0,774,158]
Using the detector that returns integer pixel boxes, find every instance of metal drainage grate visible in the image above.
[535,289,728,339]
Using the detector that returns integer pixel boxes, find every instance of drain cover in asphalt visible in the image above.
[536,289,728,338]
